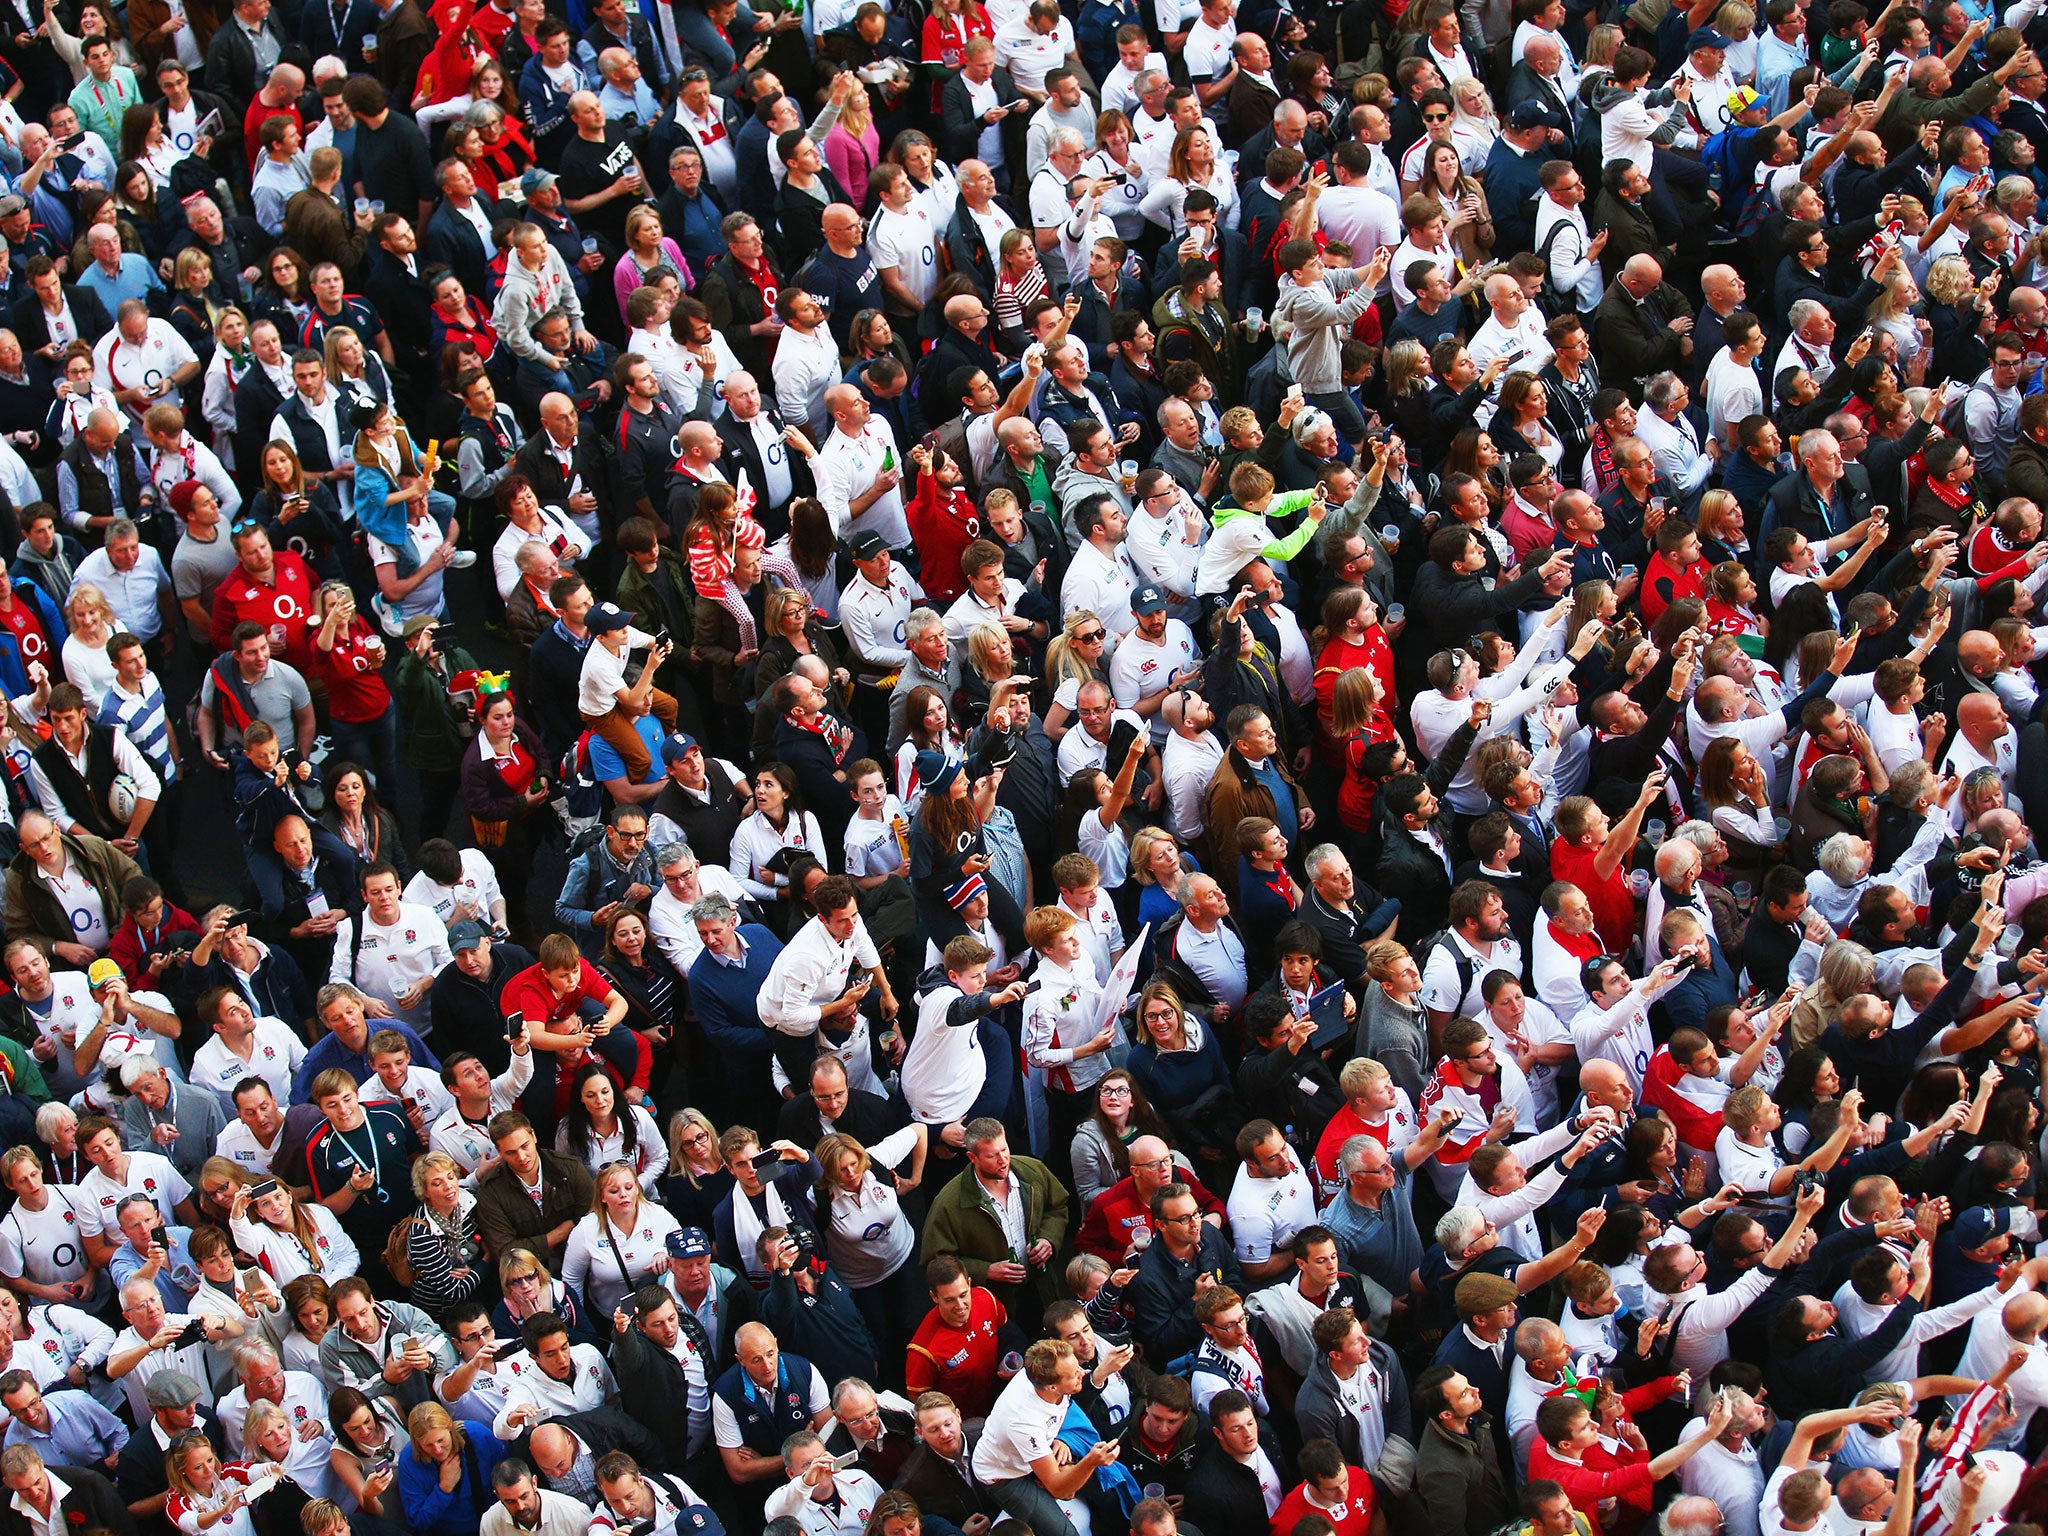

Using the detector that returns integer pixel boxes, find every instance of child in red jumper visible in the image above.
[107,877,203,990]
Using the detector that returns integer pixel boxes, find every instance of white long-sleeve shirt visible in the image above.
[227,1205,360,1286]
[1833,1276,2003,1387]
[488,1340,618,1440]
[728,809,830,903]
[758,910,882,1037]
[1411,627,1570,813]
[1452,1116,1581,1260]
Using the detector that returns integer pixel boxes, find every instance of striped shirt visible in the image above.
[101,673,175,784]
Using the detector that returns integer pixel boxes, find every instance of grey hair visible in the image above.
[1337,1132,1385,1178]
[232,1339,282,1375]
[905,607,945,643]
[689,894,736,924]
[779,1429,825,1468]
[107,517,140,543]
[1796,429,1841,467]
[1644,372,1686,411]
[1786,299,1827,334]
[1653,840,1699,878]
[1133,68,1166,93]
[1998,174,2036,209]
[1817,937,1876,998]
[513,539,552,575]
[1303,844,1344,881]
[656,841,696,872]
[1435,1205,1486,1254]
[1816,832,1869,885]
[830,1378,876,1410]
[1174,872,1205,911]
[1513,1317,1565,1361]
[1049,128,1085,155]
[118,1057,163,1089]
[114,1192,159,1223]
[1673,819,1719,854]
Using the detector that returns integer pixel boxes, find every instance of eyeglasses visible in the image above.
[1158,1211,1200,1225]
[1422,111,1451,121]
[614,830,648,842]
[1076,629,1106,644]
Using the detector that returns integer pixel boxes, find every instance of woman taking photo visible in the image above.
[246,440,346,579]
[1081,111,1150,242]
[555,1060,667,1192]
[403,1150,489,1319]
[1057,741,1141,895]
[308,587,400,798]
[909,751,1022,947]
[822,85,881,213]
[328,1386,401,1520]
[491,1248,602,1352]
[560,1161,682,1316]
[769,499,843,621]
[990,228,1050,346]
[959,623,1028,718]
[164,1429,286,1536]
[460,690,553,915]
[813,1124,929,1354]
[230,1179,361,1285]
[397,1403,506,1536]
[662,1109,733,1233]
[729,762,827,930]
[187,1226,278,1394]
[1067,1067,1172,1210]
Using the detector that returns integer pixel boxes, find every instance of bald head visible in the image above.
[1666,1498,1724,1535]
[1959,631,2005,676]
[1694,676,1742,722]
[2004,1290,2048,1342]
[1621,255,1664,296]
[1581,1059,1629,1099]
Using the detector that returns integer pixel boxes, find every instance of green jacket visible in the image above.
[393,645,482,774]
[1877,69,2005,149]
[614,551,696,696]
[919,1155,1070,1311]
[3,831,141,960]
[0,1035,49,1103]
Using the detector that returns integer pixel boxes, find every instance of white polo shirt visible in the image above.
[189,1016,305,1107]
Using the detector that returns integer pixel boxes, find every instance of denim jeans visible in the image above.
[326,703,402,801]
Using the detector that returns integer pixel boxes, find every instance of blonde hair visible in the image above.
[1926,254,1978,306]
[1128,826,1178,886]
[410,1150,462,1199]
[321,325,364,382]
[666,1108,720,1186]
[67,582,115,634]
[406,1401,465,1455]
[590,1163,641,1226]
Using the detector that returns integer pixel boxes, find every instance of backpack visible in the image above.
[1943,378,1994,441]
[1535,217,1576,316]
[383,1215,427,1289]
[1408,927,1476,1012]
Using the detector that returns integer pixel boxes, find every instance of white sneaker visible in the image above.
[445,549,478,569]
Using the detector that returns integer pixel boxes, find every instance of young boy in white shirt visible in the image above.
[362,1029,454,1139]
[902,933,1028,1137]
[843,760,911,891]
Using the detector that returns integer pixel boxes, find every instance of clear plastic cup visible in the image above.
[1733,880,1755,907]
[1143,1485,1166,1502]
[1629,869,1653,897]
[1774,815,1793,841]
[1001,1351,1024,1374]
[1119,458,1138,490]
[368,200,384,214]
[1381,523,1400,546]
[1645,819,1666,846]
[353,197,370,217]
[582,236,599,255]
[1130,1228,1153,1251]
[1385,604,1405,628]
[1243,306,1264,334]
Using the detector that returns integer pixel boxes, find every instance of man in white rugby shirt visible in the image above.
[647,843,748,977]
[327,864,453,1033]
[0,1149,104,1311]
[439,1302,518,1428]
[214,1079,288,1176]
[493,1310,620,1440]
[428,1022,536,1183]
[188,988,304,1108]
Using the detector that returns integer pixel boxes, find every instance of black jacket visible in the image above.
[425,940,537,1073]
[1182,1423,1290,1536]
[939,66,1023,168]
[11,286,109,356]
[423,195,502,301]
[0,1466,135,1536]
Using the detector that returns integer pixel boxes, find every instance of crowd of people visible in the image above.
[0,0,2044,1533]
